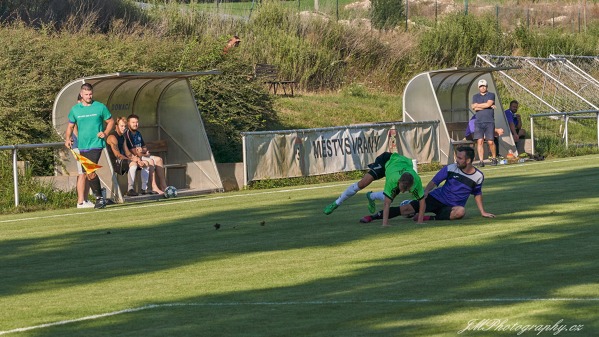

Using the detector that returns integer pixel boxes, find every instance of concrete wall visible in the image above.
[35,176,78,192]
[516,139,533,155]
[216,163,244,192]
[36,162,246,193]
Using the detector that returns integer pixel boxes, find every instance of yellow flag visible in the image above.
[70,149,102,174]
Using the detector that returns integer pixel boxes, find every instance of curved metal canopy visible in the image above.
[403,67,519,164]
[52,71,224,201]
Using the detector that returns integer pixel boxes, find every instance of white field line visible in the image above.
[1,298,599,335]
[0,155,595,225]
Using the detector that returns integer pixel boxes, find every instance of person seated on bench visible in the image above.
[504,100,526,141]
[106,117,151,197]
[464,115,476,141]
[124,114,167,195]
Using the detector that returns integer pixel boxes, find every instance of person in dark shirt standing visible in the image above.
[471,79,497,167]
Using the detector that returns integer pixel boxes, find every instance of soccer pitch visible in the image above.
[1,155,598,336]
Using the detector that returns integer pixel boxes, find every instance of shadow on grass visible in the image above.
[2,165,598,336]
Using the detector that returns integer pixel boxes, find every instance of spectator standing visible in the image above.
[71,94,93,208]
[471,79,497,167]
[64,83,114,209]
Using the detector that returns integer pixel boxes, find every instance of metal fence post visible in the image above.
[495,5,499,31]
[405,0,409,31]
[435,0,438,26]
[564,115,569,148]
[1,142,67,207]
[242,134,248,187]
[12,148,19,207]
[530,116,535,156]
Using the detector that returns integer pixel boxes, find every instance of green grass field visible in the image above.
[1,155,598,336]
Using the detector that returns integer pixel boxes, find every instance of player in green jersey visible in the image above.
[323,152,427,225]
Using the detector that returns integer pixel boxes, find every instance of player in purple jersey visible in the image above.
[360,146,495,223]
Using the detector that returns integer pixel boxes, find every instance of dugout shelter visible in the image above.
[52,72,224,202]
[403,67,518,165]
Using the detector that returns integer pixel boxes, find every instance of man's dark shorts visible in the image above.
[409,196,453,220]
[113,159,131,175]
[473,122,495,141]
[367,152,392,180]
[79,149,102,173]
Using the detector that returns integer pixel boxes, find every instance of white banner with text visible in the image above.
[242,121,439,184]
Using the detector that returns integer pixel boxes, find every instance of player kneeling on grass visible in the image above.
[323,152,427,225]
[360,146,495,223]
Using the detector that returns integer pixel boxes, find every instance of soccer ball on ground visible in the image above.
[164,186,178,198]
[34,192,48,202]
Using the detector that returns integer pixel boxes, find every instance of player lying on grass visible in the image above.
[324,152,427,225]
[360,146,495,223]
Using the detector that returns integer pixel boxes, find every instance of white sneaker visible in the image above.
[77,200,95,209]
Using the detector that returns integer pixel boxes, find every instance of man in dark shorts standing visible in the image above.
[64,83,114,209]
[323,152,427,225]
[472,79,497,167]
[360,146,495,223]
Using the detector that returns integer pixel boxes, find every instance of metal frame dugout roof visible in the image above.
[403,67,519,164]
[52,71,223,202]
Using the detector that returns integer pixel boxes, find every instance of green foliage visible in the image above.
[246,1,415,91]
[273,91,401,129]
[513,25,599,56]
[417,13,512,68]
[0,19,269,167]
[0,0,146,32]
[370,0,405,30]
[193,60,278,163]
[531,114,599,159]
[0,155,76,213]
[534,136,599,158]
[341,83,371,98]
[144,1,245,38]
[246,2,347,91]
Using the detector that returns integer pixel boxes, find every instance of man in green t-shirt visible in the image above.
[64,83,114,209]
[323,152,426,225]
